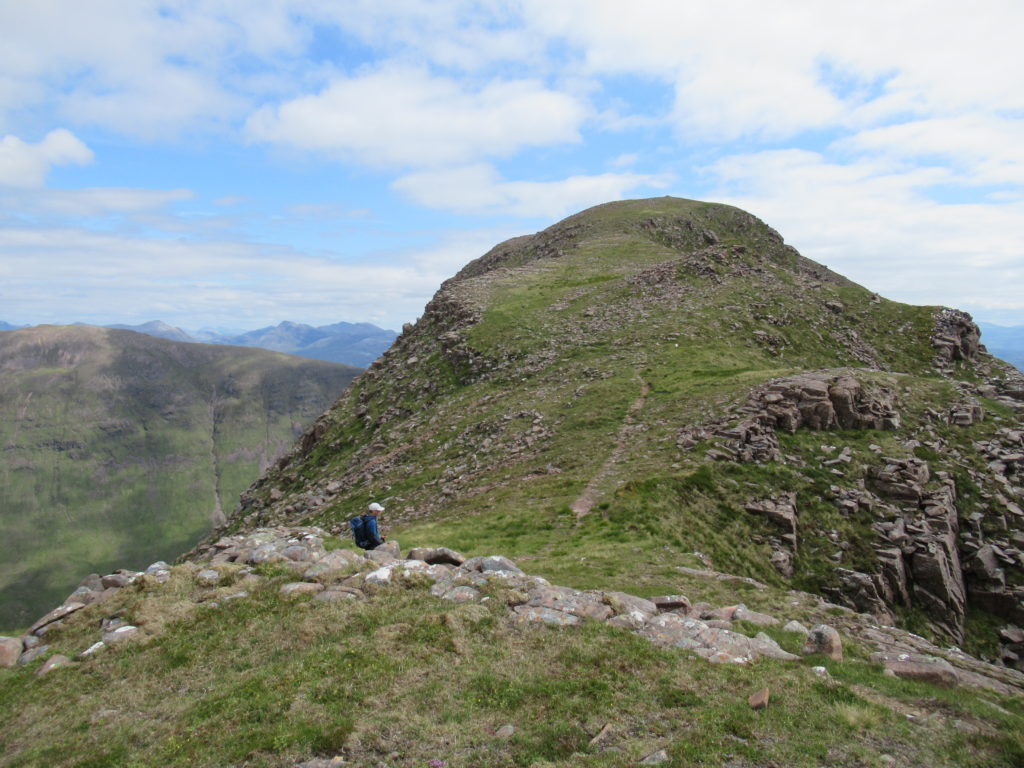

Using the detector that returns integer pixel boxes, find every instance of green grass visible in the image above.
[3,566,1021,768]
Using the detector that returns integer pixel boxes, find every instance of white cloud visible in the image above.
[393,163,670,218]
[522,1,1024,140]
[706,148,1024,318]
[27,187,193,216]
[837,116,1024,187]
[0,129,92,188]
[245,65,587,167]
[0,222,517,330]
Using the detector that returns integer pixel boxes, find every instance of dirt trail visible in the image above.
[571,375,650,522]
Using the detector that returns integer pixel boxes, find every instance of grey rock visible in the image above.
[639,749,669,764]
[280,582,325,597]
[195,569,221,587]
[462,555,524,575]
[103,625,140,645]
[442,586,481,603]
[782,620,810,636]
[18,644,50,665]
[511,606,582,627]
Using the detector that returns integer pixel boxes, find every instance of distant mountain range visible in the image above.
[0,319,398,367]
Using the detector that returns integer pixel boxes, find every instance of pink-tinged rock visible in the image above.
[733,605,780,627]
[280,582,325,597]
[650,595,691,613]
[748,687,770,710]
[802,624,843,661]
[606,612,652,631]
[101,573,133,589]
[0,636,22,668]
[36,654,73,677]
[703,605,739,621]
[869,652,959,686]
[28,602,86,635]
[604,591,657,616]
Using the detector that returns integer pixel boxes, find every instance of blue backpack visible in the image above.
[349,515,370,549]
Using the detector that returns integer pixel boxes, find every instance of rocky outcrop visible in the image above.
[932,309,981,366]
[14,527,1024,697]
[754,374,900,433]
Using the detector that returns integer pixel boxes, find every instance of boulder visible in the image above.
[870,652,959,686]
[650,595,691,613]
[462,555,524,575]
[0,636,22,668]
[280,582,325,598]
[407,547,466,566]
[101,573,133,589]
[604,591,658,616]
[802,625,843,661]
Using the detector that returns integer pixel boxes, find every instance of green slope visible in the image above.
[228,197,1022,656]
[0,325,361,629]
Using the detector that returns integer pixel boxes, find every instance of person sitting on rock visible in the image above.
[351,502,386,550]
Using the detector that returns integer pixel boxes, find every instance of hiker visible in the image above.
[351,502,386,550]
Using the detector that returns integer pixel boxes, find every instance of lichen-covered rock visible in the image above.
[511,606,582,627]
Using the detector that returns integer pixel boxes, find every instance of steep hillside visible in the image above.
[0,326,360,629]
[226,197,1024,662]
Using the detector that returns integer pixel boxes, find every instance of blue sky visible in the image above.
[1,1,1022,332]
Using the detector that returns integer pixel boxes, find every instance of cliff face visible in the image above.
[0,325,361,629]
[219,196,1023,664]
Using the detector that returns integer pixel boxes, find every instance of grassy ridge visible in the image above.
[1,563,1021,768]
[0,326,360,630]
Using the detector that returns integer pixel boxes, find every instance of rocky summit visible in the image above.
[3,197,1024,767]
